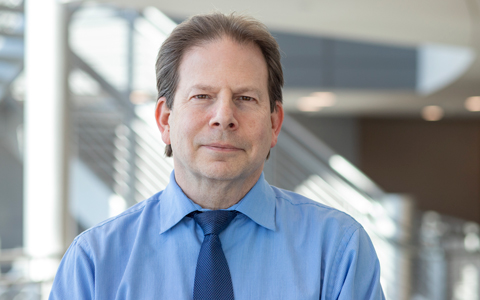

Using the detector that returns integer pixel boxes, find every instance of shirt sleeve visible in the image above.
[330,227,385,300]
[49,238,95,300]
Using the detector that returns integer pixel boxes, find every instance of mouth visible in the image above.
[203,143,243,152]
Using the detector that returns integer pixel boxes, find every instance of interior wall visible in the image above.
[359,118,480,223]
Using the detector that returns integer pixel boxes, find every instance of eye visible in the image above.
[193,94,209,99]
[238,96,254,101]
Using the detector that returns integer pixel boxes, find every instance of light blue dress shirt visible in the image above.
[50,172,385,299]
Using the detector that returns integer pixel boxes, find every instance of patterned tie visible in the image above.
[190,210,238,300]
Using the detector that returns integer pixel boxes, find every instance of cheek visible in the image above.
[171,125,190,145]
[248,118,273,145]
[171,117,201,148]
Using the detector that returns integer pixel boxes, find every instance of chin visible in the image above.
[200,162,262,182]
[200,169,241,181]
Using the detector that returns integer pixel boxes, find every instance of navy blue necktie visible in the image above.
[190,210,238,300]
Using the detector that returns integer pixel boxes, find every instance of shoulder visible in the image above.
[271,185,362,233]
[268,186,384,298]
[74,191,163,248]
[269,185,366,257]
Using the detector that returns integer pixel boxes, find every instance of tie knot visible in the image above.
[193,210,238,236]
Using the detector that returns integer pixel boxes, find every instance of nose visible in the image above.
[209,97,238,130]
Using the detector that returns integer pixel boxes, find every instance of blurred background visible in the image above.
[1,0,480,299]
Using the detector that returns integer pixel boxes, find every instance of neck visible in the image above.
[174,171,262,210]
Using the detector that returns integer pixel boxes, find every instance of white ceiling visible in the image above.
[101,0,473,46]
[98,0,480,118]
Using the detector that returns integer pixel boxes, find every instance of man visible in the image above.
[50,13,385,299]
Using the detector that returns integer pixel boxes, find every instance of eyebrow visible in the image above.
[189,84,217,92]
[188,85,264,97]
[233,87,264,97]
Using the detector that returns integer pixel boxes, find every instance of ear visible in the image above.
[270,101,284,148]
[155,97,172,145]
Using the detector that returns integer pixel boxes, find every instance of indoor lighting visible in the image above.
[421,105,444,121]
[465,96,480,112]
[297,92,336,112]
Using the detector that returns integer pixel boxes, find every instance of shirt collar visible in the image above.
[233,173,276,231]
[159,171,276,234]
[158,171,201,234]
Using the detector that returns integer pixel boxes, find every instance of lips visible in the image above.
[203,143,243,151]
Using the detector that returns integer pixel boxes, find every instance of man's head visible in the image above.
[155,13,283,157]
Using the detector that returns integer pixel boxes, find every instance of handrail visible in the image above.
[70,52,133,114]
[281,114,385,199]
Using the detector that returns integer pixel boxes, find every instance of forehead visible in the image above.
[176,38,269,96]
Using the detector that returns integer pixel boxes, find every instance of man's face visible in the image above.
[156,38,283,184]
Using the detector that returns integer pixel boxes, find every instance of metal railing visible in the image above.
[0,248,44,300]
[264,115,411,299]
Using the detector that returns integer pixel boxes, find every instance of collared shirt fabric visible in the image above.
[50,172,385,300]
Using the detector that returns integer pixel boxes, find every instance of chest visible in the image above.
[100,227,328,300]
